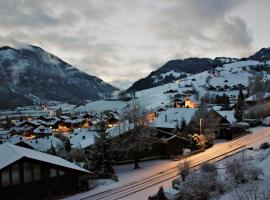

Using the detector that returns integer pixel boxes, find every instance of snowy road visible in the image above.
[69,127,270,200]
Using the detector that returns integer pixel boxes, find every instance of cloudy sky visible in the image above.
[0,0,269,89]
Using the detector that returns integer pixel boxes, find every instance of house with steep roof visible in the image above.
[152,108,198,131]
[0,143,90,200]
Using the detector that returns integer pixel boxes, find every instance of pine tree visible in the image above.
[4,116,12,129]
[94,117,113,176]
[64,139,71,152]
[223,94,230,110]
[235,89,245,122]
[148,187,167,200]
[48,141,57,155]
[180,117,187,132]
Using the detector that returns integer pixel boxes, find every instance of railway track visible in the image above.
[81,127,270,200]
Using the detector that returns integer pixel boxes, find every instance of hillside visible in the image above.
[0,45,117,109]
[126,48,270,92]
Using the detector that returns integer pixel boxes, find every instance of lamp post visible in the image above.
[199,118,202,135]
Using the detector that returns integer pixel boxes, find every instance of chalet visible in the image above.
[184,97,198,108]
[153,132,190,157]
[13,136,62,152]
[64,118,87,129]
[152,108,198,132]
[107,116,119,128]
[33,125,53,138]
[69,129,97,149]
[208,110,238,139]
[9,125,35,137]
[245,92,270,106]
[174,97,185,108]
[0,143,90,200]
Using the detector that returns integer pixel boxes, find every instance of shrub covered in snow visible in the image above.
[259,142,270,150]
[176,171,219,200]
[201,162,217,175]
[225,152,263,184]
[234,181,270,200]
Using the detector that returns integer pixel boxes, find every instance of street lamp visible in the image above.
[199,118,203,135]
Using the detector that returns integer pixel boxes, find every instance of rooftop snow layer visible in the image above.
[0,143,89,173]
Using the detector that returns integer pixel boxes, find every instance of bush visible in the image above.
[177,171,219,200]
[225,152,263,184]
[177,160,190,181]
[148,186,167,200]
[259,142,270,150]
[201,162,217,175]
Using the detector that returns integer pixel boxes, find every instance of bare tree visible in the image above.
[225,152,263,184]
[188,100,218,145]
[177,159,190,181]
[234,181,270,200]
[119,103,156,169]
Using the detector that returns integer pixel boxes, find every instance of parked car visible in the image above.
[262,116,270,126]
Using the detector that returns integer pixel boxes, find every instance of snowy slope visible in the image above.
[0,45,117,109]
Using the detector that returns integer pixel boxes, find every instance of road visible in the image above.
[82,127,270,200]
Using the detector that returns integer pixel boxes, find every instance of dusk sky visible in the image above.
[0,0,270,89]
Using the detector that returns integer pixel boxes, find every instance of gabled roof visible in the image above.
[215,110,236,124]
[14,136,62,152]
[33,125,52,134]
[152,108,198,129]
[245,92,270,102]
[0,143,89,173]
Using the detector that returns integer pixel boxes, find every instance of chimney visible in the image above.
[165,114,168,122]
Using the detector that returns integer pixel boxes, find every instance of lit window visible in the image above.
[33,164,41,181]
[1,168,10,187]
[59,170,65,176]
[23,162,32,183]
[50,169,57,178]
[11,164,20,185]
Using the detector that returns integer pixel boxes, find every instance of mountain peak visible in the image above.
[248,47,270,61]
[0,46,14,51]
[0,44,117,109]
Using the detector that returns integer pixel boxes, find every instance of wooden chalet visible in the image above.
[0,143,90,200]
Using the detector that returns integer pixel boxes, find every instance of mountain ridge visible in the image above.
[126,47,270,92]
[0,45,117,109]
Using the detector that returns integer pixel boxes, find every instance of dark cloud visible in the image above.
[0,0,266,88]
[150,0,252,54]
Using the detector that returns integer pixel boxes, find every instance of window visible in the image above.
[50,169,57,178]
[1,168,10,187]
[59,170,65,176]
[11,164,20,185]
[23,162,32,183]
[33,164,41,181]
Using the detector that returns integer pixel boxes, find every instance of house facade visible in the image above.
[0,143,90,200]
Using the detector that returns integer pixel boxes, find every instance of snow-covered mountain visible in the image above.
[0,45,117,109]
[127,48,270,92]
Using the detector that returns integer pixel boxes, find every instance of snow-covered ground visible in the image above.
[64,127,270,200]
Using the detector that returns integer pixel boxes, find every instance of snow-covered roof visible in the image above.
[106,121,134,137]
[215,110,236,124]
[152,108,198,129]
[245,92,270,102]
[3,134,25,144]
[0,143,89,173]
[69,128,97,149]
[15,136,62,152]
[33,125,52,134]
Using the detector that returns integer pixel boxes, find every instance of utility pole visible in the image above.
[199,118,202,135]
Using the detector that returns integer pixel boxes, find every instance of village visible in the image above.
[1,59,270,199]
